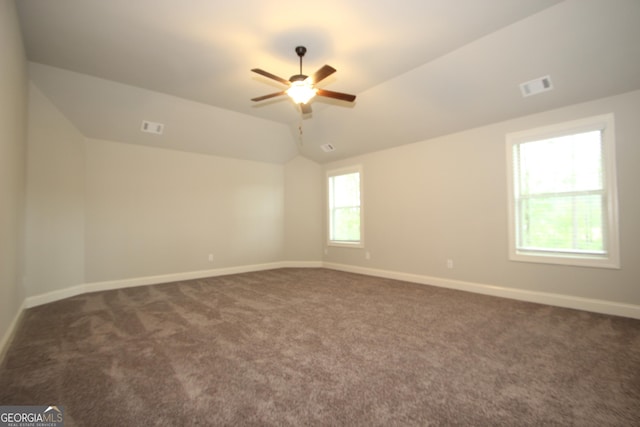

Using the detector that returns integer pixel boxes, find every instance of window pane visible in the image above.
[332,207,361,241]
[507,114,618,268]
[518,130,603,195]
[332,173,360,208]
[328,168,362,245]
[520,194,604,253]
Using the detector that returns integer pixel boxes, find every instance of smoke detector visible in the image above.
[320,143,336,152]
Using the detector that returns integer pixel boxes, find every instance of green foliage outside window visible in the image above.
[520,195,603,252]
[515,130,605,254]
[329,171,361,243]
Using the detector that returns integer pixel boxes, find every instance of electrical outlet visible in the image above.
[365,251,371,260]
[447,259,454,269]
[208,254,214,263]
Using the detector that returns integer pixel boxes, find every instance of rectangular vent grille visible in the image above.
[520,75,553,97]
[141,120,164,135]
[321,143,335,152]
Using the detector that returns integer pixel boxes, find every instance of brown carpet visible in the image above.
[1,268,639,426]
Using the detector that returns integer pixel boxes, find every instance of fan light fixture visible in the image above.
[286,80,317,104]
[251,46,356,115]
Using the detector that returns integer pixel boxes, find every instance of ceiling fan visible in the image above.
[251,46,356,114]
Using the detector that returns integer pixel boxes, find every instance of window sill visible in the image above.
[328,241,364,249]
[509,251,620,269]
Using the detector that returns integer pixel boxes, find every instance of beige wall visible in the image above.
[0,1,28,346]
[324,90,640,306]
[23,86,639,310]
[24,83,85,297]
[84,138,285,283]
[22,80,323,293]
[283,156,323,261]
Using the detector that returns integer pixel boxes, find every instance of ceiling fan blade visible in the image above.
[251,91,286,102]
[251,68,290,86]
[310,65,336,84]
[300,103,312,114]
[316,89,356,103]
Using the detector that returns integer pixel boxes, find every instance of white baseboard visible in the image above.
[281,261,324,268]
[24,261,323,309]
[17,259,640,322]
[2,261,324,363]
[3,260,639,364]
[0,299,26,366]
[323,262,640,320]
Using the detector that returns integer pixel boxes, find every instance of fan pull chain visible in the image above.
[298,122,304,146]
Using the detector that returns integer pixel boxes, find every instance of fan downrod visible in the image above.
[292,46,308,80]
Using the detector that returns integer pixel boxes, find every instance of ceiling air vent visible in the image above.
[519,75,553,97]
[320,143,336,152]
[141,120,164,135]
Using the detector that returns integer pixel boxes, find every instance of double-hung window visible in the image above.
[506,114,619,268]
[327,166,363,247]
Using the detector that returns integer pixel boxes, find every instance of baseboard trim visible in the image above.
[323,263,640,320]
[0,300,26,366]
[24,261,323,309]
[4,260,639,365]
[20,260,640,320]
[4,261,323,363]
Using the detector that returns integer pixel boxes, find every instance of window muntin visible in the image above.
[328,166,363,247]
[506,114,619,268]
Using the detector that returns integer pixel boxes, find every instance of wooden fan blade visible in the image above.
[316,89,356,102]
[300,103,312,114]
[311,65,336,84]
[251,68,290,86]
[251,91,286,102]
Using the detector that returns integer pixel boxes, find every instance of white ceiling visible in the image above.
[16,0,640,163]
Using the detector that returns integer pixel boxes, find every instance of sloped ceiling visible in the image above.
[16,0,640,164]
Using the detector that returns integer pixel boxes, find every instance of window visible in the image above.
[327,166,363,247]
[506,114,619,268]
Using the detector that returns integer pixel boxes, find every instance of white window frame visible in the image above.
[327,165,364,248]
[506,114,620,269]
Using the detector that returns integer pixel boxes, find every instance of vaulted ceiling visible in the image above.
[16,0,640,163]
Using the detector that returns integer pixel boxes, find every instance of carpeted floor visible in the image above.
[1,268,639,426]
